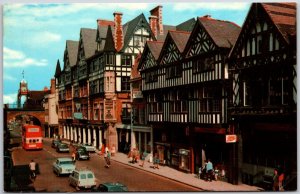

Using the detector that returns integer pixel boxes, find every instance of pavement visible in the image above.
[110,152,264,192]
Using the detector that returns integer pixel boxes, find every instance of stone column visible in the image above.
[131,131,136,149]
[99,130,102,150]
[93,128,96,147]
[63,125,66,139]
[88,128,91,144]
[74,127,77,143]
[70,126,73,141]
[83,127,86,144]
[144,132,147,151]
[78,127,82,144]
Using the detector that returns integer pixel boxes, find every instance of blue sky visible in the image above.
[2,2,251,104]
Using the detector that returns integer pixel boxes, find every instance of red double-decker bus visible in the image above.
[22,124,43,150]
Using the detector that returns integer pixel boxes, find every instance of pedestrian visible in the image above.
[29,159,36,180]
[153,153,160,169]
[278,169,285,191]
[273,168,279,191]
[205,159,214,181]
[139,150,147,167]
[72,152,76,162]
[105,150,111,168]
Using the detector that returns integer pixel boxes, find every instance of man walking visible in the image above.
[206,159,213,181]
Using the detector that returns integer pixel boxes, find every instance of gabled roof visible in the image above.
[121,13,154,52]
[169,30,191,53]
[66,40,79,67]
[157,30,190,64]
[54,59,61,78]
[156,18,195,41]
[97,19,115,53]
[261,3,296,44]
[199,16,241,48]
[103,25,116,52]
[229,3,296,58]
[80,28,97,58]
[147,41,164,60]
[138,41,163,70]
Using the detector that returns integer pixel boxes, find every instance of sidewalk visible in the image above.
[110,152,263,192]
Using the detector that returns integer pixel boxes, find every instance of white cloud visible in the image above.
[3,47,25,60]
[29,31,61,45]
[173,3,248,11]
[3,47,48,68]
[3,93,17,104]
[3,74,17,81]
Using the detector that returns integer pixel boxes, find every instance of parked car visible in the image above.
[91,182,128,192]
[75,148,90,160]
[56,143,70,153]
[69,169,96,190]
[52,139,62,148]
[80,143,96,152]
[52,157,75,176]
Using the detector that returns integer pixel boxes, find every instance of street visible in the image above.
[11,138,200,192]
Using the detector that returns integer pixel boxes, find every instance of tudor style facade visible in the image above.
[228,3,296,188]
[54,6,162,152]
[139,16,240,181]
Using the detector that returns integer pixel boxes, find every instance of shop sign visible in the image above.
[226,134,237,143]
[74,112,83,119]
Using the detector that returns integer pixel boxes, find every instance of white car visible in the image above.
[80,143,96,152]
[53,157,75,176]
[69,169,96,190]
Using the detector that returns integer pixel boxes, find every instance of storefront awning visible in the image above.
[194,127,226,134]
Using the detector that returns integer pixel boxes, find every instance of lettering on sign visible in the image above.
[225,134,237,143]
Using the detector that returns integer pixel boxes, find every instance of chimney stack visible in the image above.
[113,12,123,52]
[149,15,158,38]
[150,5,163,35]
[50,78,56,94]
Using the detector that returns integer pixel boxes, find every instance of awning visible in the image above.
[194,127,226,134]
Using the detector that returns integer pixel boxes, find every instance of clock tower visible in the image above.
[17,71,29,107]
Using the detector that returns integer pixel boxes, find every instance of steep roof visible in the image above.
[121,13,153,52]
[54,59,61,78]
[261,3,296,44]
[97,19,115,52]
[199,16,241,48]
[176,18,196,32]
[80,28,97,58]
[66,40,79,67]
[147,41,164,60]
[169,30,191,53]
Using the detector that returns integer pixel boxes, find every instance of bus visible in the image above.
[22,124,43,150]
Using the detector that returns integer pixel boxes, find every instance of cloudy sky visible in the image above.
[2,2,251,104]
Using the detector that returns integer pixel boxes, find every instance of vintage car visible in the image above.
[69,169,96,190]
[80,143,96,152]
[51,139,62,148]
[56,143,70,153]
[52,157,75,176]
[91,182,128,192]
[75,147,90,160]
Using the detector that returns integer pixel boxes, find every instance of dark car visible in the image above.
[91,182,128,192]
[75,148,90,160]
[51,139,62,148]
[56,143,70,153]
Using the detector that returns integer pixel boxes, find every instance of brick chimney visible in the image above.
[50,78,56,94]
[149,15,158,38]
[113,12,123,52]
[150,5,163,35]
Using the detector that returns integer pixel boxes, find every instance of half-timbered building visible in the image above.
[228,3,296,188]
[139,15,240,181]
